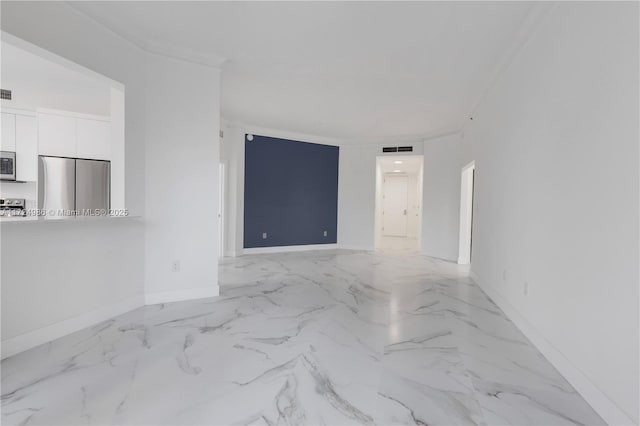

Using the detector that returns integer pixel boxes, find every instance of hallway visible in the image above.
[1,251,602,425]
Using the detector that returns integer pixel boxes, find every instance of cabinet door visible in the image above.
[15,115,38,181]
[38,113,76,157]
[77,119,110,160]
[1,113,16,152]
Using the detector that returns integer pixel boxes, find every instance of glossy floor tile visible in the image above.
[376,236,420,253]
[1,250,604,425]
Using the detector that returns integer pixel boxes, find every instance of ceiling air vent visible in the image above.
[0,89,12,100]
[382,145,413,153]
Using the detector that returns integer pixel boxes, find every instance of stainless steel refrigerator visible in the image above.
[38,156,110,217]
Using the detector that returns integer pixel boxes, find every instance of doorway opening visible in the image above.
[374,155,423,252]
[458,161,475,264]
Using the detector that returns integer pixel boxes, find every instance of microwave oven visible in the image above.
[0,151,16,180]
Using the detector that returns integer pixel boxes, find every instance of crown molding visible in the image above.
[66,2,226,70]
[462,2,555,131]
[229,121,344,147]
[143,38,226,69]
[221,115,463,148]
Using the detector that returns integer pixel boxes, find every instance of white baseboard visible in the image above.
[2,286,222,359]
[422,252,458,263]
[242,243,338,255]
[470,271,635,426]
[1,295,144,360]
[144,285,220,305]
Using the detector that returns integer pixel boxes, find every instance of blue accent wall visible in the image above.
[244,134,339,248]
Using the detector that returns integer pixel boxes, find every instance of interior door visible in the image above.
[382,175,408,236]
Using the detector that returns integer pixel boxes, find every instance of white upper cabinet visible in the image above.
[38,113,76,157]
[15,115,38,181]
[77,118,110,160]
[38,111,110,160]
[1,113,16,152]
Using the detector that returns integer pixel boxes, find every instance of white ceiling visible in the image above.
[70,1,536,140]
[1,42,111,115]
[378,155,423,175]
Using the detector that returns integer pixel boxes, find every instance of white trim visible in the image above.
[37,107,110,122]
[64,4,225,70]
[458,161,475,265]
[218,161,226,259]
[470,271,635,426]
[144,286,220,305]
[1,295,144,360]
[243,244,338,255]
[144,38,226,69]
[0,106,37,117]
[461,160,475,173]
[466,3,555,120]
[422,253,458,263]
[239,123,342,147]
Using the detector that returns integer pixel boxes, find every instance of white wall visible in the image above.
[462,3,638,424]
[110,87,126,211]
[219,121,243,257]
[374,161,383,249]
[0,41,111,115]
[406,173,421,239]
[337,144,378,250]
[416,161,424,244]
[0,2,221,356]
[422,134,462,261]
[0,220,145,356]
[144,54,220,303]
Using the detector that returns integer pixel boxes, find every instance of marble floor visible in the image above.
[1,250,603,425]
[376,236,420,253]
